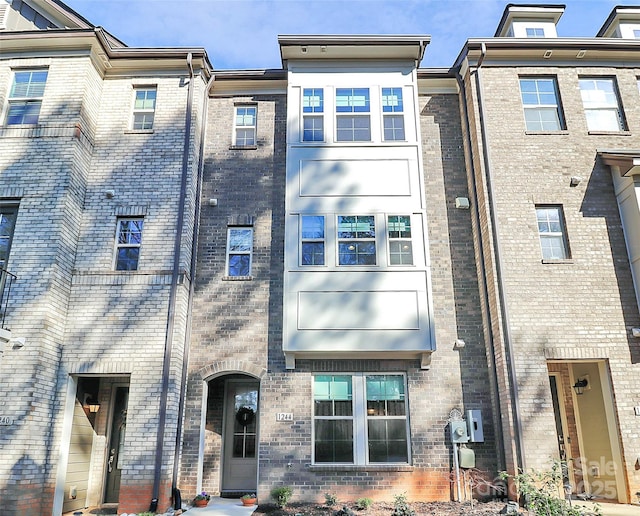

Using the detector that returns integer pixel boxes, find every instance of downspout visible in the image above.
[151,52,195,511]
[454,66,506,473]
[473,42,526,473]
[171,69,215,500]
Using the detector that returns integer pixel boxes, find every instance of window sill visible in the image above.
[524,130,569,136]
[124,129,154,134]
[308,464,413,473]
[541,259,574,265]
[587,130,631,136]
[229,145,258,150]
[222,275,253,281]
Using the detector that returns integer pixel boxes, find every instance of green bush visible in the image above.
[325,492,338,506]
[391,493,415,516]
[500,461,601,516]
[270,485,293,508]
[355,497,373,510]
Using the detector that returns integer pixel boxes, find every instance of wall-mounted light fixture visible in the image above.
[105,190,115,199]
[573,378,589,395]
[570,176,582,187]
[83,393,101,413]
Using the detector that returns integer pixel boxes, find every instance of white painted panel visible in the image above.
[298,290,419,330]
[299,159,411,197]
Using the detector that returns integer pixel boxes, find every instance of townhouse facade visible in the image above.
[0,1,639,514]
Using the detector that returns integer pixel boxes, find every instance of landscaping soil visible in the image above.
[253,500,508,515]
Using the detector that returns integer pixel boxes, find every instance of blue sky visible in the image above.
[62,0,635,70]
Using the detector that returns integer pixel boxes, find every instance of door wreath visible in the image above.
[235,406,255,426]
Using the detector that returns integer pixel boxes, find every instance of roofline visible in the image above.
[494,3,566,37]
[48,0,95,28]
[596,5,640,37]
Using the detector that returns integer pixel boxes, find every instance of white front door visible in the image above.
[221,380,259,493]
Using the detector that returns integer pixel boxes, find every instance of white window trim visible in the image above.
[225,226,254,277]
[312,373,410,466]
[114,217,144,271]
[301,88,325,143]
[233,104,257,147]
[335,88,371,142]
[5,68,48,126]
[131,85,157,131]
[300,215,325,266]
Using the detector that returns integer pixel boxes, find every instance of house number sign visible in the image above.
[0,416,13,425]
[276,412,293,422]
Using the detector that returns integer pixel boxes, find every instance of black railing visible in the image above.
[0,268,16,329]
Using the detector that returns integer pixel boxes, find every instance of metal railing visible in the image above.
[0,268,17,329]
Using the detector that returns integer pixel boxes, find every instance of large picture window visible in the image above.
[313,374,409,464]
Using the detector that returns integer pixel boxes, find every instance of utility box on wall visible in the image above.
[450,420,469,443]
[467,409,484,443]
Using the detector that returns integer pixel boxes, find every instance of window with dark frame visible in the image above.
[519,77,564,131]
[579,77,626,132]
[115,218,144,271]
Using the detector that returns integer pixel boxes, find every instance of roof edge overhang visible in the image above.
[0,28,213,77]
[597,6,640,37]
[278,34,430,67]
[494,3,566,37]
[599,150,640,177]
[454,37,640,69]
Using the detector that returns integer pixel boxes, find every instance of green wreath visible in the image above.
[236,406,255,426]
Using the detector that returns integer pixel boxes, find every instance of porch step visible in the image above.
[184,496,258,516]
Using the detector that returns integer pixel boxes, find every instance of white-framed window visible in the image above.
[132,87,157,130]
[536,206,569,260]
[519,77,563,131]
[337,215,376,265]
[634,29,640,39]
[226,227,253,276]
[579,78,625,131]
[381,87,405,141]
[313,373,409,464]
[525,27,545,37]
[336,88,370,142]
[302,88,324,142]
[301,215,325,265]
[234,105,257,147]
[388,215,413,265]
[6,69,48,125]
[115,218,144,271]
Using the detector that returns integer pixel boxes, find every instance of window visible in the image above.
[337,215,376,265]
[388,215,413,265]
[313,374,409,464]
[525,27,545,37]
[336,88,370,141]
[579,78,625,131]
[226,227,253,276]
[6,69,48,125]
[234,105,257,147]
[301,215,325,265]
[536,206,569,260]
[0,206,17,272]
[302,88,324,142]
[519,77,563,131]
[381,88,405,141]
[115,218,144,271]
[634,29,640,39]
[132,87,157,130]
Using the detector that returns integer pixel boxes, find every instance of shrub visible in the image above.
[500,461,601,516]
[355,497,373,510]
[391,493,415,516]
[325,492,338,506]
[270,486,293,508]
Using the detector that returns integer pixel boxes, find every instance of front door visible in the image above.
[221,380,259,494]
[548,374,573,488]
[105,386,128,503]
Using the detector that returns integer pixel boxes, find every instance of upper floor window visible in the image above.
[336,88,370,142]
[634,29,640,39]
[301,215,325,265]
[313,374,409,464]
[337,215,376,265]
[525,27,545,37]
[579,78,625,132]
[302,88,324,142]
[6,69,48,125]
[132,87,157,130]
[536,206,569,260]
[115,218,144,271]
[519,77,563,131]
[388,215,413,265]
[234,105,257,147]
[227,227,253,276]
[381,88,405,141]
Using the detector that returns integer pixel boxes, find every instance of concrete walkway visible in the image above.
[182,497,258,516]
[573,501,640,516]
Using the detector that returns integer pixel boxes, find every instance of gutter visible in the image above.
[151,51,195,512]
[473,42,526,474]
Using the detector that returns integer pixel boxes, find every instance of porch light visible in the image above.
[83,394,101,413]
[573,378,588,395]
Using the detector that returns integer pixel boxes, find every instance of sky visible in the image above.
[61,0,638,70]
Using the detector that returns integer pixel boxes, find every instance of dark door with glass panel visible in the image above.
[105,387,128,503]
[222,380,259,493]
